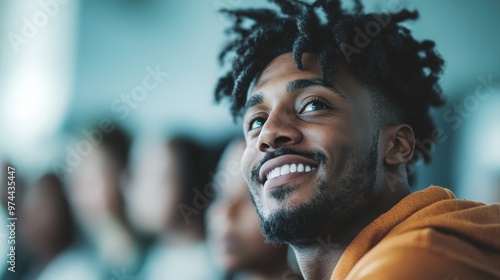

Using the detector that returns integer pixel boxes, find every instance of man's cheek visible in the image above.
[248,185,265,216]
[241,150,253,180]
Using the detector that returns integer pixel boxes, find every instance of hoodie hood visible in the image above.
[332,186,500,279]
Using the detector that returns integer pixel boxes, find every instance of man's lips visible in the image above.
[258,154,319,185]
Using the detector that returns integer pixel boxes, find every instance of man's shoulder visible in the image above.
[345,228,500,280]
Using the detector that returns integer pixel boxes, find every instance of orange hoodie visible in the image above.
[330,186,500,280]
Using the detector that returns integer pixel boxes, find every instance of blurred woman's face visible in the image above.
[207,142,287,272]
[126,143,179,235]
[67,147,121,230]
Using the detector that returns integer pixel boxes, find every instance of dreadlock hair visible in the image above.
[214,0,445,172]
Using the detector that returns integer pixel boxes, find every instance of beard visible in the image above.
[249,135,379,245]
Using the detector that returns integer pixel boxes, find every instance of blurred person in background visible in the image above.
[207,138,300,280]
[38,123,141,280]
[17,173,75,279]
[126,135,222,280]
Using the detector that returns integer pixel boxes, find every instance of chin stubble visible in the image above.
[254,136,379,245]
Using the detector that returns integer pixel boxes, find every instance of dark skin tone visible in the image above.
[241,53,415,280]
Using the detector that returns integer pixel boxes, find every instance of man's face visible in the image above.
[241,52,382,244]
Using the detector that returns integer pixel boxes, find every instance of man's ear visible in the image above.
[382,124,415,166]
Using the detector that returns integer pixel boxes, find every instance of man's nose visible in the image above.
[257,112,303,152]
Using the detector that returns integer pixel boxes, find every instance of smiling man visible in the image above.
[214,1,500,279]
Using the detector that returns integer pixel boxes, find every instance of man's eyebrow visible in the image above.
[242,78,345,116]
[286,78,346,99]
[243,94,264,114]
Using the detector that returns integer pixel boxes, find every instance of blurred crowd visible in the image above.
[0,122,303,280]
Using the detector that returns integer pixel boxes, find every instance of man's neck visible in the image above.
[292,242,347,280]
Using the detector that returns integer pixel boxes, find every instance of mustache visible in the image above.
[250,147,327,183]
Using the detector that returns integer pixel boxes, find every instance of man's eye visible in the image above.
[301,100,329,113]
[248,117,266,131]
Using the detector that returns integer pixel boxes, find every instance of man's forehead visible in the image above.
[248,52,323,98]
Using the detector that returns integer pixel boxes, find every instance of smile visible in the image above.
[266,163,316,181]
[259,154,319,186]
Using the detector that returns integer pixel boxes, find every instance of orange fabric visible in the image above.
[330,186,500,280]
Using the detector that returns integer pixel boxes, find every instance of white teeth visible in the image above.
[272,168,279,178]
[281,164,290,175]
[266,163,316,181]
[297,164,304,172]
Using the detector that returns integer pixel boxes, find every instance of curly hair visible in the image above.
[214,0,445,165]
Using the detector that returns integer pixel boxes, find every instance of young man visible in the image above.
[214,1,500,279]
